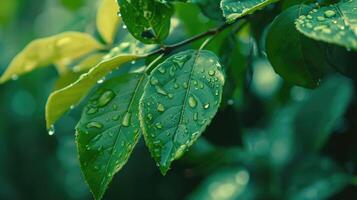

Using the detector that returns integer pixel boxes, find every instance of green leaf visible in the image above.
[220,0,279,22]
[294,75,353,152]
[188,167,251,200]
[96,0,120,44]
[0,32,104,83]
[287,157,350,200]
[266,5,328,88]
[295,0,357,51]
[76,73,145,200]
[46,54,141,128]
[117,0,174,44]
[139,50,225,174]
[73,53,106,73]
[192,0,224,21]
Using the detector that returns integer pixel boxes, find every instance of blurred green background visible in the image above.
[0,0,356,199]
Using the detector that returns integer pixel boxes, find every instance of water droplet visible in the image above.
[123,25,127,29]
[11,74,19,80]
[112,114,120,121]
[150,76,159,85]
[317,16,325,21]
[87,107,98,115]
[168,93,173,99]
[155,123,163,129]
[48,125,55,136]
[324,10,336,18]
[174,83,179,89]
[188,96,197,108]
[86,121,103,129]
[97,79,104,84]
[203,103,210,109]
[208,70,215,76]
[158,67,166,74]
[98,90,115,107]
[157,104,165,112]
[112,104,118,110]
[183,82,188,89]
[155,85,168,96]
[147,113,153,120]
[122,112,131,127]
[193,112,198,121]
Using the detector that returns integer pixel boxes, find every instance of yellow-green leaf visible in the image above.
[73,53,106,72]
[45,54,141,128]
[0,32,104,83]
[97,0,120,44]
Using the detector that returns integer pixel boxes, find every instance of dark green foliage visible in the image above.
[0,0,356,200]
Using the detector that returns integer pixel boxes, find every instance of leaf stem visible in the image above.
[145,17,246,57]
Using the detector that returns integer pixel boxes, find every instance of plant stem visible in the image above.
[145,17,246,57]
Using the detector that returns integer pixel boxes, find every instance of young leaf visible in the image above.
[266,5,328,88]
[295,0,357,51]
[0,32,104,83]
[220,0,279,22]
[46,54,141,128]
[139,50,225,174]
[76,73,146,200]
[97,0,120,44]
[117,0,174,44]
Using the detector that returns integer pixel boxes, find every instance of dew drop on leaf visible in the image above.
[86,121,103,129]
[157,104,165,112]
[188,96,197,108]
[121,112,132,127]
[98,90,115,107]
[48,125,55,136]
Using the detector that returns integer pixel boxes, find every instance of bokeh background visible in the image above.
[0,0,357,200]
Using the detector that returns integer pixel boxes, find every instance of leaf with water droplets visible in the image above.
[46,54,141,128]
[139,50,225,174]
[295,0,357,51]
[117,0,173,44]
[76,73,146,200]
[220,0,279,22]
[266,5,328,88]
[0,32,104,83]
[96,0,120,44]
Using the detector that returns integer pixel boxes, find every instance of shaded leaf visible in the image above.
[287,157,350,200]
[0,32,103,83]
[188,167,251,200]
[97,0,120,44]
[266,5,328,88]
[295,0,357,51]
[139,50,225,174]
[118,0,174,44]
[76,73,146,200]
[294,75,353,152]
[221,0,278,22]
[46,54,141,128]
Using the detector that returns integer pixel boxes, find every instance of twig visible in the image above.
[145,17,247,57]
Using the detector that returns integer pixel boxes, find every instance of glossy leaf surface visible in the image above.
[295,0,357,51]
[139,50,225,174]
[76,73,146,200]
